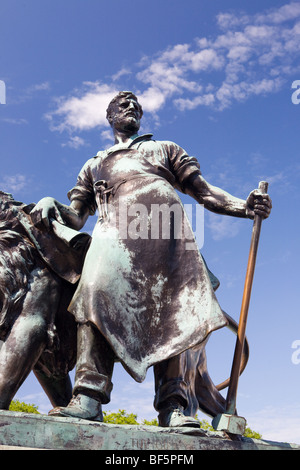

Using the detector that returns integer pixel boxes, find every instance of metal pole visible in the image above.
[225,181,269,415]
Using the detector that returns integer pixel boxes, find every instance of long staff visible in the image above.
[225,181,269,415]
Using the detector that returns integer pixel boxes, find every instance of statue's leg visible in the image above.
[154,344,226,427]
[153,354,200,428]
[73,322,115,403]
[191,346,226,418]
[48,322,115,421]
[32,283,77,408]
[0,268,60,409]
[33,368,73,408]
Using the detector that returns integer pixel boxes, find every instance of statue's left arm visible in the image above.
[30,197,90,230]
[31,158,96,230]
[184,173,272,220]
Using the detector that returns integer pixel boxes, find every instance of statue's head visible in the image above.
[106,91,143,134]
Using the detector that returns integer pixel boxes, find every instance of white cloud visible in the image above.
[27,82,50,92]
[263,171,289,186]
[256,1,300,25]
[215,77,283,110]
[61,135,86,149]
[207,213,243,241]
[174,93,215,111]
[0,174,28,193]
[100,129,114,143]
[138,87,167,113]
[9,81,51,105]
[46,2,300,135]
[216,12,250,30]
[45,82,118,132]
[2,118,28,125]
[189,48,225,72]
[137,2,300,112]
[137,51,203,97]
[112,68,131,81]
[246,404,300,445]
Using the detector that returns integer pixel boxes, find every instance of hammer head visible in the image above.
[212,413,247,435]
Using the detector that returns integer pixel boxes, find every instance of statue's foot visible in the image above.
[158,401,200,428]
[48,393,103,422]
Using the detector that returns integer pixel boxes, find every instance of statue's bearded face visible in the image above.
[109,97,141,134]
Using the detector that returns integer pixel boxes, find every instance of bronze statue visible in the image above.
[30,91,271,426]
[0,191,89,410]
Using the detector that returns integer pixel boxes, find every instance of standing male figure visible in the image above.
[31,91,271,426]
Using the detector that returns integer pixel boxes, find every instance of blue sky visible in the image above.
[1,0,300,444]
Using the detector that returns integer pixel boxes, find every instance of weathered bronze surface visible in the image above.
[212,181,269,434]
[0,411,298,451]
[0,191,87,409]
[225,181,269,415]
[0,91,272,429]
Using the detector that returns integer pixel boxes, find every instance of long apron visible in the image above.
[68,137,228,382]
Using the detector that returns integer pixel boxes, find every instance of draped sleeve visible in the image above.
[164,141,201,193]
[67,159,97,215]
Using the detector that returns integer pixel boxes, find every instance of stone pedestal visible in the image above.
[0,411,299,451]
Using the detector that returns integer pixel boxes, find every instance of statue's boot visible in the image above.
[158,399,200,428]
[48,393,103,421]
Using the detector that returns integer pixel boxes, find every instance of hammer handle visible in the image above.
[225,181,268,415]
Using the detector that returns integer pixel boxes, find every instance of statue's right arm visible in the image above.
[30,197,90,231]
[184,173,271,219]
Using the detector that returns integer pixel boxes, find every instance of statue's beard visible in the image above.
[113,115,140,135]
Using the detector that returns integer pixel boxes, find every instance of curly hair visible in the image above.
[0,226,36,338]
[106,91,143,124]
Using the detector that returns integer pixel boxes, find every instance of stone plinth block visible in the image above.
[0,410,299,451]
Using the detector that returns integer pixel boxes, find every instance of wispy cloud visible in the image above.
[26,82,50,94]
[1,117,28,125]
[61,135,86,149]
[207,213,244,241]
[45,3,300,138]
[112,68,132,82]
[9,81,51,105]
[0,174,29,193]
[246,403,300,445]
